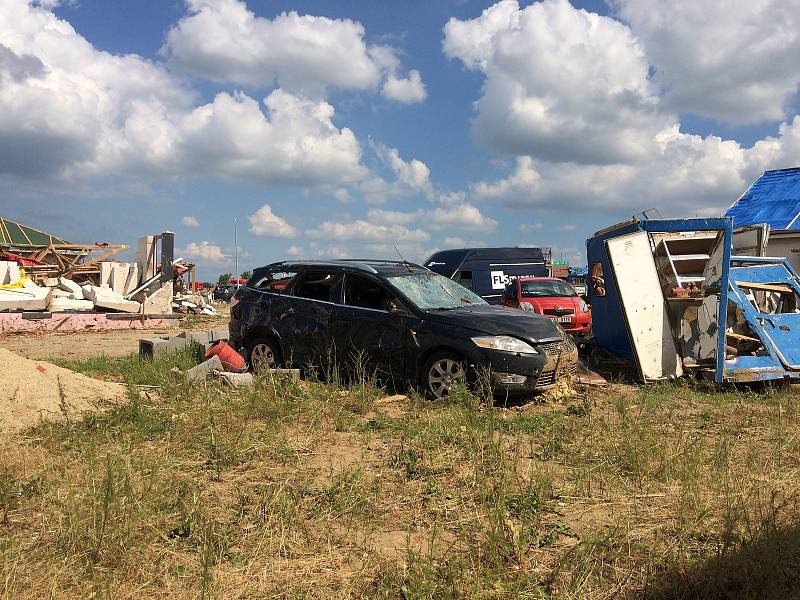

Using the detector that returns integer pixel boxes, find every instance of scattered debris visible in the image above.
[587,216,800,384]
[217,372,254,387]
[0,216,127,282]
[182,355,223,382]
[172,294,217,316]
[138,329,229,359]
[576,360,608,386]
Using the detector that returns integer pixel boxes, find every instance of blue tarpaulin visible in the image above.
[724,167,800,229]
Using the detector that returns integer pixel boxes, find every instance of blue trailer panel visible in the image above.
[587,217,800,384]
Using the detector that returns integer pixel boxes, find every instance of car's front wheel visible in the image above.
[422,351,466,399]
[246,335,283,373]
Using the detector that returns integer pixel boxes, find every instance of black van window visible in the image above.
[343,274,392,311]
[455,270,473,290]
[292,270,339,302]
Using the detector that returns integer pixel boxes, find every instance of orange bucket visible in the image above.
[205,340,246,372]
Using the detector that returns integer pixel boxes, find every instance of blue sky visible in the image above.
[1,0,799,280]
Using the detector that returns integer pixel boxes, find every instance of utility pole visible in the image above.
[234,217,239,288]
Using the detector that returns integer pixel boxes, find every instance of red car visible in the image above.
[499,277,591,335]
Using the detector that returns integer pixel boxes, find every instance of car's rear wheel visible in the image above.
[247,335,283,373]
[423,351,466,399]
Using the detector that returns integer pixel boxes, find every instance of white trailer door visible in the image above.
[606,231,684,381]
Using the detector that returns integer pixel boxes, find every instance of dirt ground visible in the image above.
[0,305,230,360]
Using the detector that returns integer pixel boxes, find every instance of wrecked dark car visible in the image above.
[213,285,235,302]
[229,260,577,398]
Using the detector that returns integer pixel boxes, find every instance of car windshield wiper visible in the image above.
[436,280,457,299]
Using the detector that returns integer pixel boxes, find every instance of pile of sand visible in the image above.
[0,348,125,434]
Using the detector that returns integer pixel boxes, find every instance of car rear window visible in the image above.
[249,270,299,293]
[292,270,339,302]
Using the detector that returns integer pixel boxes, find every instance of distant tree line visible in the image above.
[217,272,251,286]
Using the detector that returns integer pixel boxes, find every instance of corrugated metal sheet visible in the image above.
[724,167,800,229]
[0,217,69,246]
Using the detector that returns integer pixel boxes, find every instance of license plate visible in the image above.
[550,316,571,323]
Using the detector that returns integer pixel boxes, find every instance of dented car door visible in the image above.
[275,270,341,367]
[330,273,412,384]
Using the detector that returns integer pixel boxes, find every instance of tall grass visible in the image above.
[1,351,799,598]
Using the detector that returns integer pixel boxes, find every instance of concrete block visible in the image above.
[218,372,254,387]
[94,296,141,314]
[83,285,122,303]
[99,262,113,288]
[187,329,229,345]
[0,286,51,311]
[0,262,8,285]
[49,289,72,298]
[43,277,59,287]
[139,332,189,359]
[139,337,170,359]
[184,355,223,382]
[48,297,94,312]
[143,282,173,315]
[110,265,128,294]
[58,277,84,298]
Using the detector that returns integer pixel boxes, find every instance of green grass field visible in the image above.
[2,349,800,599]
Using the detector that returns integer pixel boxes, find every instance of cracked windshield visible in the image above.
[387,272,486,310]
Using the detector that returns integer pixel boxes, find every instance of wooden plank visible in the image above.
[735,281,793,293]
[725,331,760,343]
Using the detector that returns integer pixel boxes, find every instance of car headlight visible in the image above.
[519,302,534,311]
[472,335,538,354]
[579,300,588,312]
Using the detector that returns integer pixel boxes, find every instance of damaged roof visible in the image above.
[0,216,70,246]
[724,167,800,230]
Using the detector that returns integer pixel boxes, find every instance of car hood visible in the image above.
[422,304,563,342]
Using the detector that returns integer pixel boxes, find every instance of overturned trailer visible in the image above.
[587,217,800,384]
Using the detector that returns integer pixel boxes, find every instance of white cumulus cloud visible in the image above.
[163,0,425,102]
[183,241,230,263]
[306,220,429,242]
[182,215,199,227]
[443,0,665,165]
[454,0,800,216]
[382,69,427,103]
[427,202,497,231]
[248,203,297,238]
[366,208,424,225]
[612,0,800,124]
[0,1,370,189]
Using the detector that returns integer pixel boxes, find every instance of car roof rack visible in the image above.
[338,258,427,269]
[256,259,429,275]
